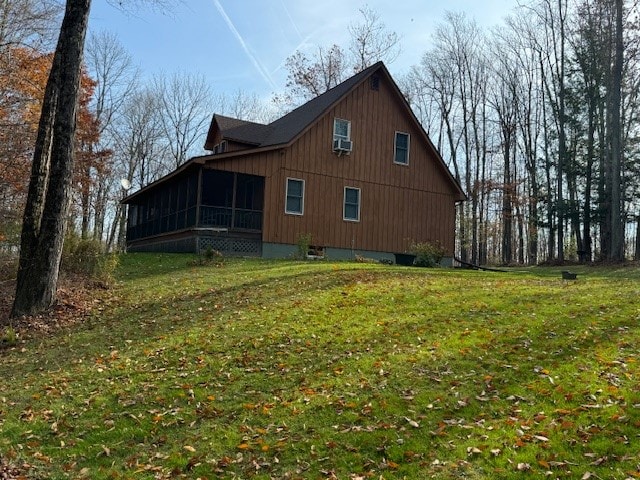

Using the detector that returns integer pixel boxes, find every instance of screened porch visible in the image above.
[125,169,264,244]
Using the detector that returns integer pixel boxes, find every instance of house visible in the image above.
[122,62,466,263]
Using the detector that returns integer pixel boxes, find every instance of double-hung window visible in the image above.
[333,118,352,153]
[285,178,304,215]
[394,132,410,165]
[333,118,351,142]
[343,187,361,222]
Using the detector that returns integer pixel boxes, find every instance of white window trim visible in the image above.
[394,131,410,166]
[285,177,305,215]
[333,118,351,141]
[343,186,361,222]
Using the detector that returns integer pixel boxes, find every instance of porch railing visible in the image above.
[199,206,262,231]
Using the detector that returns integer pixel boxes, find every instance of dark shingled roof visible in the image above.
[124,61,466,204]
[209,115,270,146]
[213,62,384,149]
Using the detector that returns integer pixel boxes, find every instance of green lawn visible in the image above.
[1,254,640,479]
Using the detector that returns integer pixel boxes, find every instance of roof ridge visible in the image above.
[258,61,384,146]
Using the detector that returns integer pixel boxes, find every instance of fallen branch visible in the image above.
[454,257,506,272]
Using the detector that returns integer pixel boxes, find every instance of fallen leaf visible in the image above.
[467,446,482,455]
[404,417,419,428]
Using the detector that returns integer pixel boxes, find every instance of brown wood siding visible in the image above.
[271,73,459,254]
[200,73,460,256]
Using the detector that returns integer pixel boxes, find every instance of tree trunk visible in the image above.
[501,127,513,265]
[81,164,91,239]
[10,0,92,319]
[635,217,640,261]
[556,0,567,263]
[609,0,624,261]
[583,95,596,262]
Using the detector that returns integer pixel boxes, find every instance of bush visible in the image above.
[189,247,224,267]
[0,327,18,349]
[61,234,103,275]
[295,233,313,260]
[61,233,119,285]
[410,241,445,268]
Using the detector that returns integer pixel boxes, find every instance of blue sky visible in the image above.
[89,0,519,98]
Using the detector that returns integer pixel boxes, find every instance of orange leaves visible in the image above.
[0,45,106,215]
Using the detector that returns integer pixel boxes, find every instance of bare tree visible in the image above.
[154,72,214,167]
[281,45,348,103]
[219,89,274,123]
[609,0,624,261]
[0,0,60,50]
[349,5,401,72]
[85,30,139,137]
[107,87,169,251]
[83,30,139,241]
[278,6,401,106]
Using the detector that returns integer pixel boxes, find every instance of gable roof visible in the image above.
[125,62,466,204]
[204,115,270,148]
[205,62,384,150]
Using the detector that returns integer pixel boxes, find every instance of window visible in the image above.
[285,178,304,215]
[333,118,353,153]
[343,187,361,222]
[213,141,227,154]
[394,132,410,165]
[333,118,351,141]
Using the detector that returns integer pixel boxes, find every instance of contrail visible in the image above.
[212,0,277,90]
[279,0,303,40]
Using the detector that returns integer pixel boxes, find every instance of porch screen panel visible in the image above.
[234,174,264,231]
[177,178,187,230]
[186,173,198,227]
[201,170,234,228]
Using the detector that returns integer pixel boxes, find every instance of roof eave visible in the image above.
[121,157,205,204]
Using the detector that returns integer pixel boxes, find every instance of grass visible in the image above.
[1,254,640,479]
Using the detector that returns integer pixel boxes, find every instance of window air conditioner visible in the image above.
[333,138,352,154]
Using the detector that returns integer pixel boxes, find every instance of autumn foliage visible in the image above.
[0,46,107,248]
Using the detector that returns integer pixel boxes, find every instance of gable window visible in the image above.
[343,187,361,222]
[285,178,304,215]
[394,132,410,165]
[213,141,227,154]
[333,118,352,153]
[333,118,351,141]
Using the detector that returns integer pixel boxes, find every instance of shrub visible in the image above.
[410,241,445,268]
[61,234,103,275]
[295,233,313,260]
[95,253,120,286]
[190,247,224,267]
[0,327,18,349]
[61,233,119,285]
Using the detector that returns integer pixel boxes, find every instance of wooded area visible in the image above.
[402,0,636,265]
[1,0,638,316]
